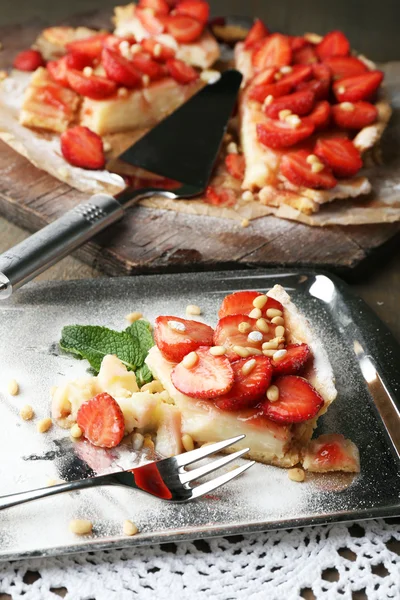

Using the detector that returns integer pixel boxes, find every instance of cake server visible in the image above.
[0,69,242,299]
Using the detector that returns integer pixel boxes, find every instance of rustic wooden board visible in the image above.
[1,14,399,279]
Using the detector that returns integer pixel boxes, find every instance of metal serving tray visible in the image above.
[0,270,399,561]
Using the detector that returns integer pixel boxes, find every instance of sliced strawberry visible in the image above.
[175,0,209,24]
[218,290,283,319]
[293,45,318,65]
[67,69,117,99]
[141,38,175,60]
[60,126,105,170]
[244,19,269,49]
[252,34,292,70]
[165,14,204,43]
[256,117,315,149]
[154,315,214,362]
[316,30,350,60]
[249,80,292,104]
[271,343,311,375]
[204,186,237,206]
[131,52,165,79]
[333,70,384,102]
[102,48,142,88]
[13,49,45,71]
[280,64,313,87]
[307,100,331,129]
[166,58,198,83]
[290,36,308,51]
[324,56,367,80]
[304,434,360,472]
[77,392,125,448]
[138,0,170,14]
[280,149,337,189]
[225,154,245,180]
[66,33,109,60]
[47,58,69,86]
[261,375,324,424]
[215,356,273,411]
[137,7,166,35]
[296,63,331,100]
[315,137,363,178]
[332,101,378,130]
[252,67,277,86]
[171,346,234,399]
[214,314,269,360]
[312,63,332,83]
[103,34,137,53]
[265,89,315,119]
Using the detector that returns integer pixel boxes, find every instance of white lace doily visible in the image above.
[0,518,399,600]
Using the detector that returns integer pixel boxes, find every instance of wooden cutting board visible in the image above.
[1,12,399,279]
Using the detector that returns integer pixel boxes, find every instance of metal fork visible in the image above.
[0,435,254,509]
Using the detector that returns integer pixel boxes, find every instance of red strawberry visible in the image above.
[218,290,283,319]
[13,49,45,71]
[154,315,214,362]
[215,356,273,411]
[264,89,315,118]
[280,149,337,190]
[166,58,198,83]
[175,0,210,24]
[261,375,324,423]
[244,19,269,49]
[60,126,105,170]
[66,33,109,60]
[225,154,245,180]
[213,314,271,360]
[312,63,332,83]
[249,80,292,104]
[77,392,125,448]
[293,45,318,65]
[66,69,117,99]
[271,343,311,375]
[103,34,137,53]
[102,48,142,88]
[256,117,315,149]
[315,137,363,178]
[333,70,383,102]
[137,7,166,35]
[324,56,367,80]
[205,186,237,206]
[171,346,234,398]
[131,52,165,79]
[307,100,331,129]
[290,36,308,51]
[280,64,313,87]
[138,0,170,14]
[252,34,292,70]
[316,30,350,60]
[165,14,204,43]
[252,67,277,86]
[47,57,69,86]
[297,78,329,101]
[332,101,378,129]
[141,38,176,60]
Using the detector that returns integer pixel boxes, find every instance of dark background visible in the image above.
[1,0,399,61]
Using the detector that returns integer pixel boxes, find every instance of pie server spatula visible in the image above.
[0,69,242,299]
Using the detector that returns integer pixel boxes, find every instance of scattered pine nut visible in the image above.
[20,405,34,421]
[275,325,285,338]
[280,65,292,74]
[233,346,250,358]
[273,349,287,362]
[338,86,345,94]
[263,94,274,107]
[103,140,112,152]
[262,339,279,350]
[37,418,52,433]
[266,308,283,319]
[182,351,199,369]
[256,318,269,333]
[168,320,186,332]
[288,468,305,482]
[241,218,250,228]
[153,43,162,57]
[141,380,164,393]
[7,379,19,396]
[311,162,325,173]
[142,74,150,87]
[253,295,268,310]
[247,330,263,342]
[242,359,256,376]
[340,101,354,111]
[210,346,226,356]
[69,519,93,535]
[266,385,279,402]
[286,114,301,128]
[241,190,254,202]
[130,43,141,54]
[249,307,262,319]
[274,72,282,80]
[238,322,251,334]
[271,316,284,326]
[246,347,263,355]
[143,436,155,451]
[279,109,292,120]
[304,32,322,44]
[123,520,139,536]
[125,311,142,323]
[132,432,144,451]
[200,69,221,84]
[186,304,201,316]
[227,141,238,154]
[182,433,195,452]
[70,424,83,439]
[83,66,93,77]
[263,349,276,357]
[306,154,319,165]
[118,87,128,98]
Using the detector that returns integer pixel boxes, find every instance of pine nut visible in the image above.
[273,349,287,362]
[249,307,262,319]
[274,72,282,80]
[118,87,128,98]
[275,325,285,338]
[247,330,263,342]
[143,436,155,450]
[311,162,325,173]
[246,347,263,355]
[125,311,142,323]
[263,94,274,108]
[271,316,284,326]
[7,379,19,396]
[233,346,250,358]
[186,304,201,315]
[70,424,83,439]
[340,101,355,111]
[130,43,141,54]
[210,346,226,356]
[20,405,34,421]
[238,322,252,334]
[288,468,305,482]
[153,43,162,57]
[242,359,256,376]
[266,385,279,402]
[168,320,186,332]
[338,86,345,94]
[304,32,322,44]
[241,190,254,202]
[182,433,194,452]
[280,65,292,74]
[182,351,198,369]
[286,114,301,128]
[69,519,93,535]
[306,154,319,165]
[263,349,276,357]
[262,339,279,350]
[200,69,221,84]
[47,478,64,486]
[241,218,250,228]
[279,109,292,120]
[256,318,269,333]
[253,295,268,310]
[266,308,283,319]
[123,520,138,536]
[142,74,150,87]
[227,142,238,154]
[141,380,164,393]
[103,140,111,152]
[132,432,144,450]
[37,418,52,433]
[83,66,93,77]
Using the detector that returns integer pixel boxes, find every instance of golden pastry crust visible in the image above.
[34,26,100,61]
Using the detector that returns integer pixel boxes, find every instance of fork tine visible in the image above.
[189,461,255,499]
[180,448,250,484]
[173,435,246,468]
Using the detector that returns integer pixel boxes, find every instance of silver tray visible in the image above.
[0,270,399,561]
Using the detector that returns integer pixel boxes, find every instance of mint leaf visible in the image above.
[126,320,154,360]
[135,363,153,388]
[60,325,142,374]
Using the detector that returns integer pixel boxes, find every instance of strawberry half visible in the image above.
[315,137,362,178]
[214,314,270,360]
[280,64,313,87]
[166,58,198,83]
[249,80,292,104]
[332,101,378,130]
[333,70,383,102]
[66,33,109,60]
[102,48,142,88]
[244,19,269,49]
[165,14,204,43]
[13,49,45,71]
[293,45,318,65]
[256,117,315,149]
[261,375,324,423]
[171,346,234,398]
[324,56,367,80]
[137,7,166,35]
[214,356,273,411]
[154,315,214,362]
[290,36,309,51]
[77,392,125,448]
[218,290,283,319]
[316,30,350,60]
[175,0,210,25]
[252,34,292,70]
[60,126,105,170]
[271,343,311,375]
[205,186,237,206]
[138,0,170,14]
[66,69,117,99]
[280,149,337,190]
[131,52,165,79]
[141,38,176,61]
[225,154,245,180]
[307,100,331,129]
[264,89,315,119]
